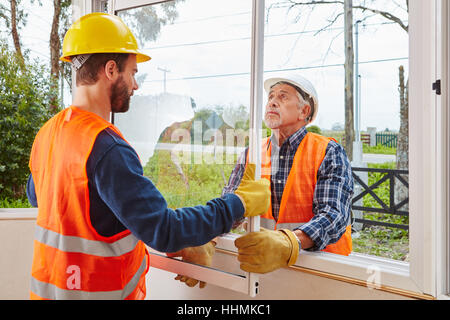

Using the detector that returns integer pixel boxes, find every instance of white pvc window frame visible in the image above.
[111,0,264,297]
[447,0,450,297]
[438,0,450,299]
[68,0,450,299]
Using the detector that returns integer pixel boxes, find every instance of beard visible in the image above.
[264,109,282,129]
[110,76,131,113]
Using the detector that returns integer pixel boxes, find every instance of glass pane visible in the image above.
[264,0,409,261]
[115,0,252,263]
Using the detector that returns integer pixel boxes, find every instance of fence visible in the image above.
[361,133,370,145]
[376,132,398,148]
[336,132,397,148]
[351,167,409,230]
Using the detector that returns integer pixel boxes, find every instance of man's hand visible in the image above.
[235,163,271,217]
[166,241,216,288]
[234,228,299,274]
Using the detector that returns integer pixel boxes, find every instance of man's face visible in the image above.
[264,83,307,130]
[110,55,139,113]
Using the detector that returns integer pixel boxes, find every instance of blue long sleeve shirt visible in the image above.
[27,127,244,253]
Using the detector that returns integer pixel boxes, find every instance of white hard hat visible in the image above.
[264,73,319,122]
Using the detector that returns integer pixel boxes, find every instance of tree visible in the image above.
[0,42,58,199]
[306,125,322,135]
[1,0,68,109]
[10,0,24,65]
[0,0,28,68]
[332,122,344,131]
[57,1,185,98]
[395,64,408,210]
[397,65,408,170]
[50,0,64,80]
[49,0,71,112]
[119,1,185,45]
[270,1,408,34]
[344,0,354,160]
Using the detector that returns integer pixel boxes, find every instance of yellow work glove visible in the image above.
[234,163,271,217]
[166,241,216,288]
[234,227,299,274]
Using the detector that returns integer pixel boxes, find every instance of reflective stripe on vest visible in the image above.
[30,255,147,300]
[34,225,140,257]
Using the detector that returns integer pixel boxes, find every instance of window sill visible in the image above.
[0,209,431,299]
[216,232,431,299]
[0,208,38,220]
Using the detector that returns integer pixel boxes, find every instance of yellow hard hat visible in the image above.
[60,12,151,63]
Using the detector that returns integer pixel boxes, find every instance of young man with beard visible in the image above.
[26,13,270,299]
[223,74,354,274]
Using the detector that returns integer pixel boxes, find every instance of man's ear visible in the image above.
[299,104,311,121]
[104,60,118,81]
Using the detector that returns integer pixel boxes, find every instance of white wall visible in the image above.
[145,263,412,300]
[0,209,37,300]
[0,209,413,300]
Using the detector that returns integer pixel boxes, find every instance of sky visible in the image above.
[121,0,408,132]
[0,1,52,61]
[0,0,409,132]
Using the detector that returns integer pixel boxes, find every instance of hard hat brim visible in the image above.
[60,50,151,63]
[264,77,303,94]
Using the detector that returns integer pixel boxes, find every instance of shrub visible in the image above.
[0,197,31,208]
[306,125,322,135]
[0,43,59,199]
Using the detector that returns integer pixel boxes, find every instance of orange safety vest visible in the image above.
[29,106,149,300]
[249,132,352,256]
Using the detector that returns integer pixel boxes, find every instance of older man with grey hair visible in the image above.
[223,73,354,274]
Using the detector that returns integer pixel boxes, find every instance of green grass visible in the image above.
[352,231,409,261]
[0,197,32,208]
[351,161,409,261]
[363,144,397,155]
[143,150,237,209]
[322,130,344,145]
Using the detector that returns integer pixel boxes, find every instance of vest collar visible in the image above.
[269,126,308,150]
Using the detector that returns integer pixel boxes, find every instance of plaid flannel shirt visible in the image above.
[222,126,354,251]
